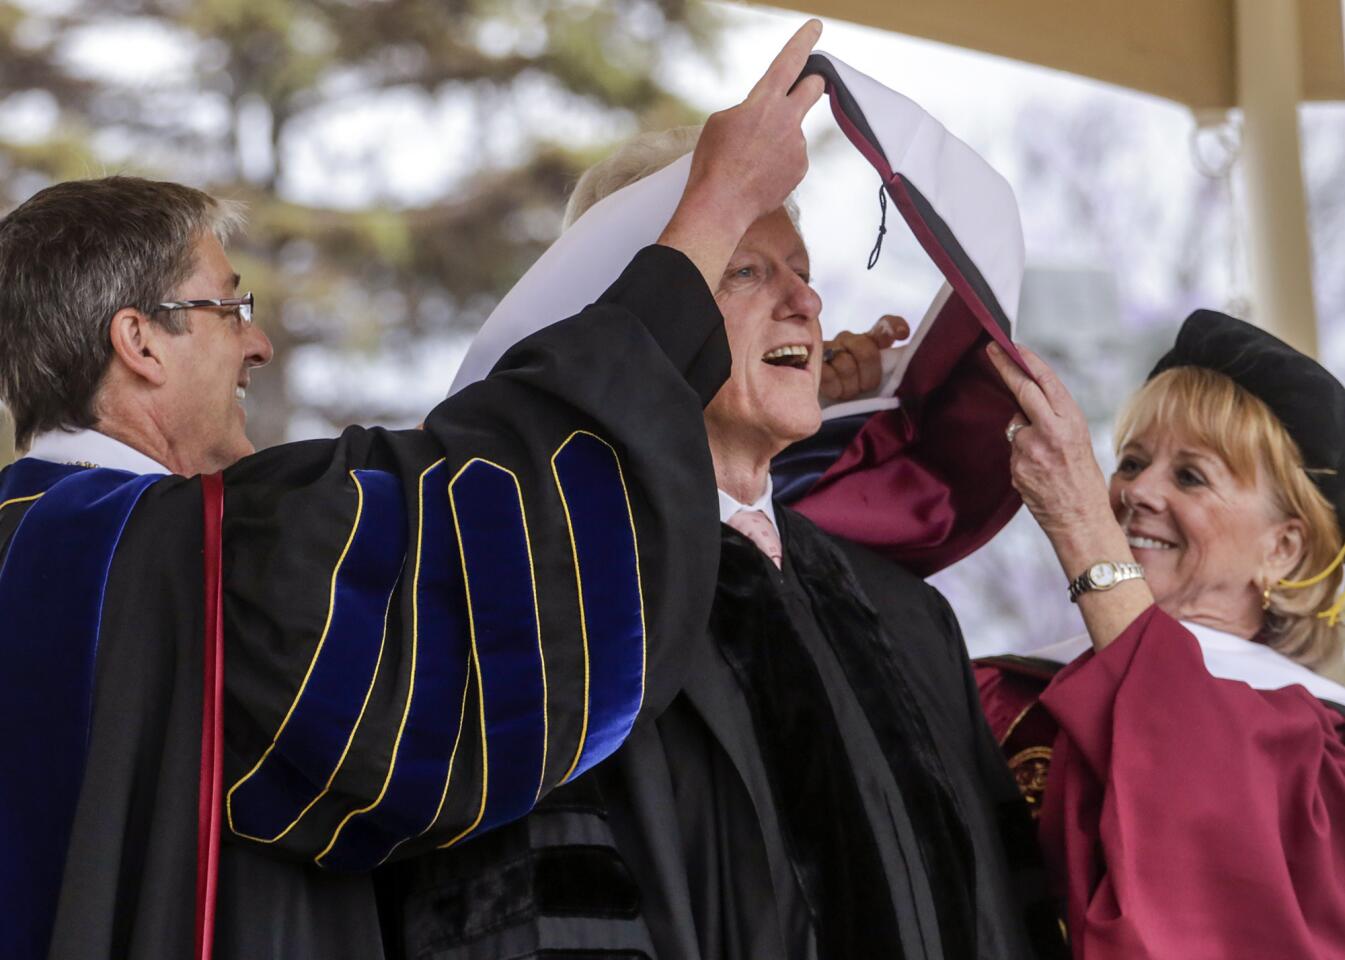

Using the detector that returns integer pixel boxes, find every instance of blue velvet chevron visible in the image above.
[552,432,645,781]
[449,459,546,840]
[0,459,161,960]
[318,460,472,870]
[309,435,641,870]
[228,469,408,843]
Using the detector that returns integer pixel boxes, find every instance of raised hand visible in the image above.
[687,19,826,232]
[985,341,1111,540]
[659,20,826,290]
[820,315,908,401]
[986,341,1153,648]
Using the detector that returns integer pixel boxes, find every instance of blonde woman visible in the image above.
[978,310,1345,959]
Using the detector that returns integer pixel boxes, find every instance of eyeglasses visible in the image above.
[155,292,254,325]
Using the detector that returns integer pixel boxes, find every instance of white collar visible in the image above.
[24,428,170,476]
[718,476,778,534]
[1032,620,1345,705]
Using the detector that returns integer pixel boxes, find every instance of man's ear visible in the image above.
[108,307,172,387]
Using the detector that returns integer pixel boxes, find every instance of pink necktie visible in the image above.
[728,509,783,569]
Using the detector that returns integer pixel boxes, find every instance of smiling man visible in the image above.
[19,201,272,475]
[375,127,1059,960]
[0,21,825,959]
[704,205,822,512]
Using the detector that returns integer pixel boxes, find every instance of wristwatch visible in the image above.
[1068,561,1145,603]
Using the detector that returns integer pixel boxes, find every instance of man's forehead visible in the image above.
[191,231,241,292]
[738,211,809,262]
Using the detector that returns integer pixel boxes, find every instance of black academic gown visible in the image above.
[0,245,728,960]
[376,508,1064,959]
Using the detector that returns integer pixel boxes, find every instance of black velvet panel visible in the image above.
[378,829,644,954]
[382,822,536,951]
[527,946,648,951]
[376,773,645,957]
[533,769,609,817]
[710,530,906,956]
[534,846,641,919]
[780,513,979,958]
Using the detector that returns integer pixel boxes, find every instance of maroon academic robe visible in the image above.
[976,605,1345,959]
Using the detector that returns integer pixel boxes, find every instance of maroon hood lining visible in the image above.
[776,56,1031,575]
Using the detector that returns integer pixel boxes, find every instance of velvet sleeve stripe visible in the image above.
[438,459,547,846]
[317,459,472,870]
[0,463,160,960]
[551,431,646,782]
[251,431,642,869]
[227,469,408,843]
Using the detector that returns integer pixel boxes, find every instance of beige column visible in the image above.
[0,407,12,468]
[1234,0,1319,355]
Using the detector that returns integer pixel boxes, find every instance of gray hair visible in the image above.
[563,125,801,233]
[0,176,245,448]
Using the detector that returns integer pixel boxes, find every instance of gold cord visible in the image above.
[1278,543,1345,589]
[1276,542,1345,626]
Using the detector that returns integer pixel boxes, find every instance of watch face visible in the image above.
[1089,562,1117,588]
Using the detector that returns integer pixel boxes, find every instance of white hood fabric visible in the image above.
[449,52,1026,405]
[1031,622,1345,706]
[451,52,1031,577]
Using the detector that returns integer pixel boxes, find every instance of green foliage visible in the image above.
[0,131,102,183]
[0,3,23,39]
[0,0,719,446]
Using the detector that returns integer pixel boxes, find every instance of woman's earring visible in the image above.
[1262,583,1273,611]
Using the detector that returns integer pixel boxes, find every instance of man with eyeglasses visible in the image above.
[18,199,271,476]
[0,22,826,960]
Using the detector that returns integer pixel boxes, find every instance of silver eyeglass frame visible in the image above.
[155,292,254,325]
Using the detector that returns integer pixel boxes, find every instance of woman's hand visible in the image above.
[986,341,1153,649]
[985,342,1113,542]
[820,315,908,401]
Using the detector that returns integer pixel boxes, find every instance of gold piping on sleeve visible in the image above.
[606,438,647,717]
[511,469,549,803]
[314,458,444,865]
[232,575,398,843]
[550,435,591,783]
[433,457,545,848]
[228,470,371,840]
[426,649,474,851]
[550,430,646,783]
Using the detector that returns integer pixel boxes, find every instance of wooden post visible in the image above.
[1234,0,1319,355]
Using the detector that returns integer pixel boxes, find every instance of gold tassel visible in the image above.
[1318,594,1345,628]
[1277,542,1345,626]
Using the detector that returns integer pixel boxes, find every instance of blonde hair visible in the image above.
[1116,366,1345,669]
[562,125,801,233]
